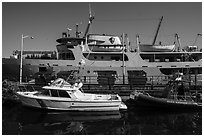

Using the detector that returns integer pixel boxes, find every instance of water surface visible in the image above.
[2,103,202,135]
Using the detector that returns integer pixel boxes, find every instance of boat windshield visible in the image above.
[35,89,71,98]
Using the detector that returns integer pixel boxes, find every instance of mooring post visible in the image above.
[151,76,154,90]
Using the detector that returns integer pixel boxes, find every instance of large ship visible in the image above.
[2,12,202,86]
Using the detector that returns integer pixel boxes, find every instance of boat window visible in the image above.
[110,55,128,61]
[51,90,59,97]
[155,59,160,62]
[176,58,181,62]
[58,90,71,98]
[144,59,150,62]
[39,67,47,72]
[111,56,120,61]
[165,58,170,62]
[40,89,51,96]
[59,52,75,60]
[62,53,66,59]
[66,53,70,59]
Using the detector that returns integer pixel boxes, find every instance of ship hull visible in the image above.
[139,44,175,52]
[2,54,202,85]
[2,58,158,84]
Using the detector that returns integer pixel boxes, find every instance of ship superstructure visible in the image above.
[2,11,202,86]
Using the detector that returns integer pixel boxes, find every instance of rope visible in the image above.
[95,17,159,22]
[65,42,95,83]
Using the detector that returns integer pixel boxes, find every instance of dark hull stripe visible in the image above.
[35,98,120,109]
[36,99,47,108]
[70,105,119,108]
[49,100,121,103]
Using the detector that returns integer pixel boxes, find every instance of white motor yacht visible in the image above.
[16,78,127,111]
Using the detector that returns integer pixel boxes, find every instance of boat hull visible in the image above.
[17,92,122,111]
[127,92,201,110]
[139,44,175,52]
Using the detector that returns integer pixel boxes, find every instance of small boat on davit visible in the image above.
[127,74,202,110]
[16,78,127,111]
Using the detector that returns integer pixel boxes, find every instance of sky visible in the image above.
[2,2,202,58]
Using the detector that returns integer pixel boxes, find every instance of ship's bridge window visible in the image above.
[62,53,66,59]
[144,59,150,62]
[198,68,202,74]
[58,90,71,98]
[39,89,50,96]
[111,56,120,61]
[59,52,75,60]
[176,58,181,62]
[165,58,170,62]
[39,66,47,72]
[50,89,71,98]
[50,90,59,97]
[83,53,128,61]
[34,89,51,96]
[111,55,128,61]
[38,89,71,98]
[155,59,160,62]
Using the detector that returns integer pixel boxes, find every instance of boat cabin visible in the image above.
[87,34,123,52]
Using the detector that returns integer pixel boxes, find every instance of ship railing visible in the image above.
[78,75,201,90]
[15,73,201,88]
[17,74,201,92]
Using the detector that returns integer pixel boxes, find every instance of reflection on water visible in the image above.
[2,104,202,135]
[122,109,202,135]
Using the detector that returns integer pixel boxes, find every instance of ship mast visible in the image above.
[76,24,80,38]
[175,33,181,51]
[83,4,95,38]
[152,16,163,45]
[136,34,140,52]
[122,33,125,84]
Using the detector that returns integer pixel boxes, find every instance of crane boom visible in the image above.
[152,16,163,45]
[83,4,95,38]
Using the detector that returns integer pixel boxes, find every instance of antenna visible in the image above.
[89,4,92,18]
